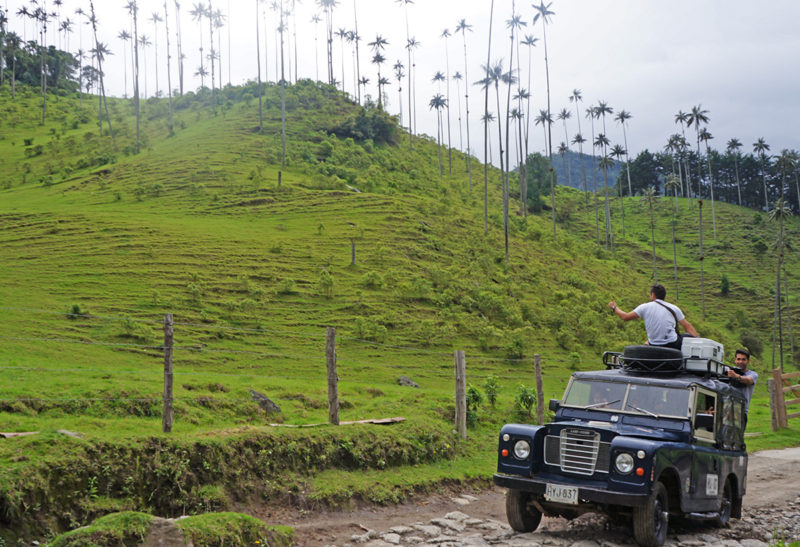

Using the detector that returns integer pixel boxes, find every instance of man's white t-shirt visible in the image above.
[632,300,684,345]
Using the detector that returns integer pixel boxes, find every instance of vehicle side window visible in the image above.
[720,396,745,449]
[693,391,716,438]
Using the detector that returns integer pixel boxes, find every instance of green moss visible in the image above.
[48,511,154,547]
[176,512,293,547]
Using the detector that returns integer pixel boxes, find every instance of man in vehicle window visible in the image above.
[727,348,757,414]
[608,284,699,349]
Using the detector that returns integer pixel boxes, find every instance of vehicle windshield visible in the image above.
[563,379,690,418]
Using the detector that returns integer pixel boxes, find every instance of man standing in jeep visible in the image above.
[608,284,699,350]
[728,348,758,413]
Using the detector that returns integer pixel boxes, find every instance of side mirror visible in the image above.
[549,399,560,412]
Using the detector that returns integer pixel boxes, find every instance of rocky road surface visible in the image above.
[276,447,800,546]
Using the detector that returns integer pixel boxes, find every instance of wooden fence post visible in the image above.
[773,368,788,428]
[454,350,466,440]
[535,354,544,425]
[326,327,339,425]
[768,378,779,432]
[162,313,174,433]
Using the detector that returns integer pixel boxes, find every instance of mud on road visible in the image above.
[269,447,800,546]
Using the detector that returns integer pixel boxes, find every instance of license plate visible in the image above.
[545,483,578,504]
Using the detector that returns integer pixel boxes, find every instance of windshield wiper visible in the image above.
[626,401,658,418]
[585,399,620,409]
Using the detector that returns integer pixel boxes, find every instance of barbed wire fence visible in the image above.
[0,306,562,437]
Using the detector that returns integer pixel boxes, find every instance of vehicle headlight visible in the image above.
[615,452,635,474]
[513,440,531,460]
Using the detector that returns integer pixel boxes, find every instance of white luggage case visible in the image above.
[681,337,724,375]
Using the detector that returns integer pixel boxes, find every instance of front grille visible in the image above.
[544,429,610,476]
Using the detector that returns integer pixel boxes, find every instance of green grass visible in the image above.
[1,82,799,542]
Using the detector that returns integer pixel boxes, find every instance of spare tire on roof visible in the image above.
[622,345,684,373]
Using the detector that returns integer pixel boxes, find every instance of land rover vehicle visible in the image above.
[493,343,748,546]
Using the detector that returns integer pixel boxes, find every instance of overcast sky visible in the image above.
[5,0,800,163]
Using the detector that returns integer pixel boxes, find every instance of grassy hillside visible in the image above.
[0,83,798,541]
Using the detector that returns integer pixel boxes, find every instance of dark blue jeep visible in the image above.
[493,346,748,546]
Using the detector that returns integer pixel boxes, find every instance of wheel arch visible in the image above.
[656,467,682,515]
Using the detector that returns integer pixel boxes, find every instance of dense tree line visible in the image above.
[0,31,79,94]
[621,147,800,213]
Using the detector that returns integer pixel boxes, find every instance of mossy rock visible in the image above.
[47,511,293,546]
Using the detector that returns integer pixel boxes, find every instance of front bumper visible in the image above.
[493,473,649,507]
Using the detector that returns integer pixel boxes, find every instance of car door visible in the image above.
[690,388,720,511]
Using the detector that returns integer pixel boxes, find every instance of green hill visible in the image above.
[0,83,798,542]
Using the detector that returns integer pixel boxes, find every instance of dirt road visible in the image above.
[274,447,800,546]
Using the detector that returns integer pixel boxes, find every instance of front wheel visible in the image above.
[505,489,543,533]
[633,481,669,546]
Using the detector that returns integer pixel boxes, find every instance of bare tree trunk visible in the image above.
[255,0,263,132]
[164,0,174,134]
[699,199,705,320]
[483,0,494,235]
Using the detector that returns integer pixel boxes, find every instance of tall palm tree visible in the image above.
[189,3,206,88]
[213,8,226,90]
[664,174,681,299]
[573,132,590,199]
[335,27,347,92]
[368,34,388,108]
[522,35,538,172]
[351,0,361,103]
[150,12,163,97]
[174,1,184,94]
[569,89,586,194]
[557,108,572,188]
[255,0,263,131]
[278,0,286,168]
[769,197,792,372]
[514,89,529,216]
[163,0,174,134]
[595,133,613,250]
[310,13,321,81]
[393,60,405,126]
[453,71,464,155]
[614,109,633,196]
[505,6,525,230]
[686,104,709,200]
[118,30,132,98]
[698,127,717,239]
[316,0,337,84]
[674,110,692,199]
[640,187,658,281]
[126,1,141,152]
[406,36,420,147]
[586,106,601,243]
[87,1,113,140]
[430,93,447,177]
[480,61,506,251]
[754,137,772,211]
[726,138,743,206]
[396,0,412,138]
[206,0,217,100]
[481,3,494,234]
[441,28,453,174]
[0,10,7,88]
[456,18,473,189]
[534,0,556,235]
[610,143,627,236]
[138,34,151,98]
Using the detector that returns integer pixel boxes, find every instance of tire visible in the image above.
[505,489,543,533]
[623,345,683,373]
[633,481,669,546]
[714,478,733,527]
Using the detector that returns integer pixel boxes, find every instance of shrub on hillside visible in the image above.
[514,385,537,421]
[328,105,400,145]
[354,317,388,342]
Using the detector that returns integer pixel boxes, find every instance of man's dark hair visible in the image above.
[650,284,667,300]
[735,348,750,359]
